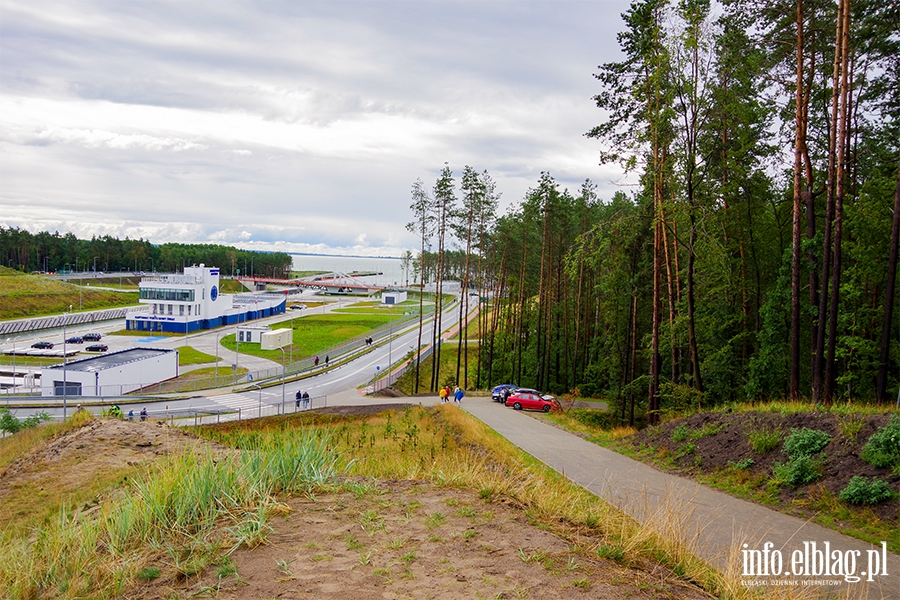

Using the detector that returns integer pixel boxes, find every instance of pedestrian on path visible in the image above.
[439,387,448,403]
[314,356,319,366]
[302,390,310,409]
[325,355,329,366]
[296,390,302,409]
[454,386,464,405]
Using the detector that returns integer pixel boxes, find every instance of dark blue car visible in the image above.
[491,384,518,402]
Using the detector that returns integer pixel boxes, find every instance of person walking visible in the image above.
[302,390,310,409]
[325,355,329,366]
[296,389,302,409]
[314,356,319,366]
[454,386,464,405]
[140,407,148,421]
[439,386,448,403]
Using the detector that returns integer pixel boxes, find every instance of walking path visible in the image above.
[462,398,900,599]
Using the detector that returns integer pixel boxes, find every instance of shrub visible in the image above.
[782,427,831,459]
[671,424,689,443]
[748,428,782,454]
[771,455,823,487]
[728,458,754,470]
[0,407,52,435]
[838,476,898,505]
[860,415,900,469]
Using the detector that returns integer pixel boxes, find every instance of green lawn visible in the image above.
[178,346,219,366]
[0,267,138,321]
[220,313,393,361]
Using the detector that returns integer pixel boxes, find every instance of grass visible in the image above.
[177,346,219,366]
[220,313,394,361]
[0,267,139,320]
[392,344,481,393]
[0,402,828,599]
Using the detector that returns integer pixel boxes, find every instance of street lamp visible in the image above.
[215,330,226,388]
[278,347,285,411]
[92,256,99,273]
[63,313,68,420]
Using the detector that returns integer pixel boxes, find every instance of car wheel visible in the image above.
[513,402,522,410]
[542,404,551,412]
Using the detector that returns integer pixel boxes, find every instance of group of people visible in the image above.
[295,389,310,410]
[313,355,330,367]
[364,337,374,346]
[439,385,465,405]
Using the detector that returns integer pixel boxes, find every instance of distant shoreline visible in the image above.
[286,252,401,260]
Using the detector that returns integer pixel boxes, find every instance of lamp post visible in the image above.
[387,304,394,386]
[62,313,68,420]
[215,330,226,388]
[251,383,262,418]
[278,347,285,411]
[92,256,98,274]
[235,326,240,383]
[150,257,154,273]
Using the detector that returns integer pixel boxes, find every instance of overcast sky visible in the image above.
[1,0,632,257]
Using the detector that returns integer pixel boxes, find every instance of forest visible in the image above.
[0,228,292,280]
[408,0,900,422]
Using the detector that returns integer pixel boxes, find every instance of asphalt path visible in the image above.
[462,398,900,599]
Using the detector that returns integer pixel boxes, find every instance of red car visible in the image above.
[505,391,559,412]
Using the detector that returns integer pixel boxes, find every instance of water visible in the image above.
[290,254,409,287]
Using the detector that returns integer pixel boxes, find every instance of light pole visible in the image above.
[387,304,394,385]
[251,383,262,417]
[62,313,68,420]
[150,257,154,273]
[278,347,285,410]
[215,330,226,388]
[92,256,99,274]
[235,326,240,383]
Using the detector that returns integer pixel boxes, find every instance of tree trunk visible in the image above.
[876,152,900,401]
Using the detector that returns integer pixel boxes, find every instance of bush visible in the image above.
[772,455,823,487]
[782,427,831,459]
[0,407,51,435]
[860,415,900,469]
[838,476,897,505]
[671,424,689,443]
[748,428,782,454]
[569,409,614,430]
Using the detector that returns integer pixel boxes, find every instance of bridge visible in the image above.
[236,272,384,295]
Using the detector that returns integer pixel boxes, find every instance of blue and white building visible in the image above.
[126,264,285,333]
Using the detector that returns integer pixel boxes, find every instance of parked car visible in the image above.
[505,391,559,412]
[289,304,306,310]
[82,333,102,341]
[65,336,84,344]
[86,344,108,352]
[491,383,518,402]
[31,341,54,349]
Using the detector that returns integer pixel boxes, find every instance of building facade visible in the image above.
[126,265,286,333]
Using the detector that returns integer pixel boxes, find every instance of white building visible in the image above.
[126,264,286,333]
[42,348,178,397]
[382,291,408,305]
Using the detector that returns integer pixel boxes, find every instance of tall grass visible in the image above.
[0,427,339,598]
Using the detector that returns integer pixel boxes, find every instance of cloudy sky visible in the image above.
[1,0,632,257]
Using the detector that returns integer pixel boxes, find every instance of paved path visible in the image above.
[462,397,900,599]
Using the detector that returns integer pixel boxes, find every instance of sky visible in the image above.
[1,0,632,257]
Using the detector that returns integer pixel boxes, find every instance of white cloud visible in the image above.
[0,0,632,253]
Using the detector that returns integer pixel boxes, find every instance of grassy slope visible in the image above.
[0,267,138,320]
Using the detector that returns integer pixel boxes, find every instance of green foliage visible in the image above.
[728,458,754,470]
[771,456,823,488]
[782,428,831,459]
[838,476,898,505]
[748,428,782,454]
[671,424,689,443]
[860,415,900,469]
[0,408,51,435]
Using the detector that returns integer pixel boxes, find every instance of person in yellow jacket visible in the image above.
[439,386,448,403]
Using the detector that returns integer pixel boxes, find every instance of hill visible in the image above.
[0,267,138,320]
[0,406,726,599]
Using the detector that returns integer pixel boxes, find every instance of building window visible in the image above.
[179,305,184,315]
[188,305,191,316]
[140,288,195,302]
[168,304,173,315]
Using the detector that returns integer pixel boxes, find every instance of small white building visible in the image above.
[42,348,178,397]
[382,291,407,305]
[261,329,291,350]
[127,264,286,333]
[237,325,269,343]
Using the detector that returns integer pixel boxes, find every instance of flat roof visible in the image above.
[45,348,176,373]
